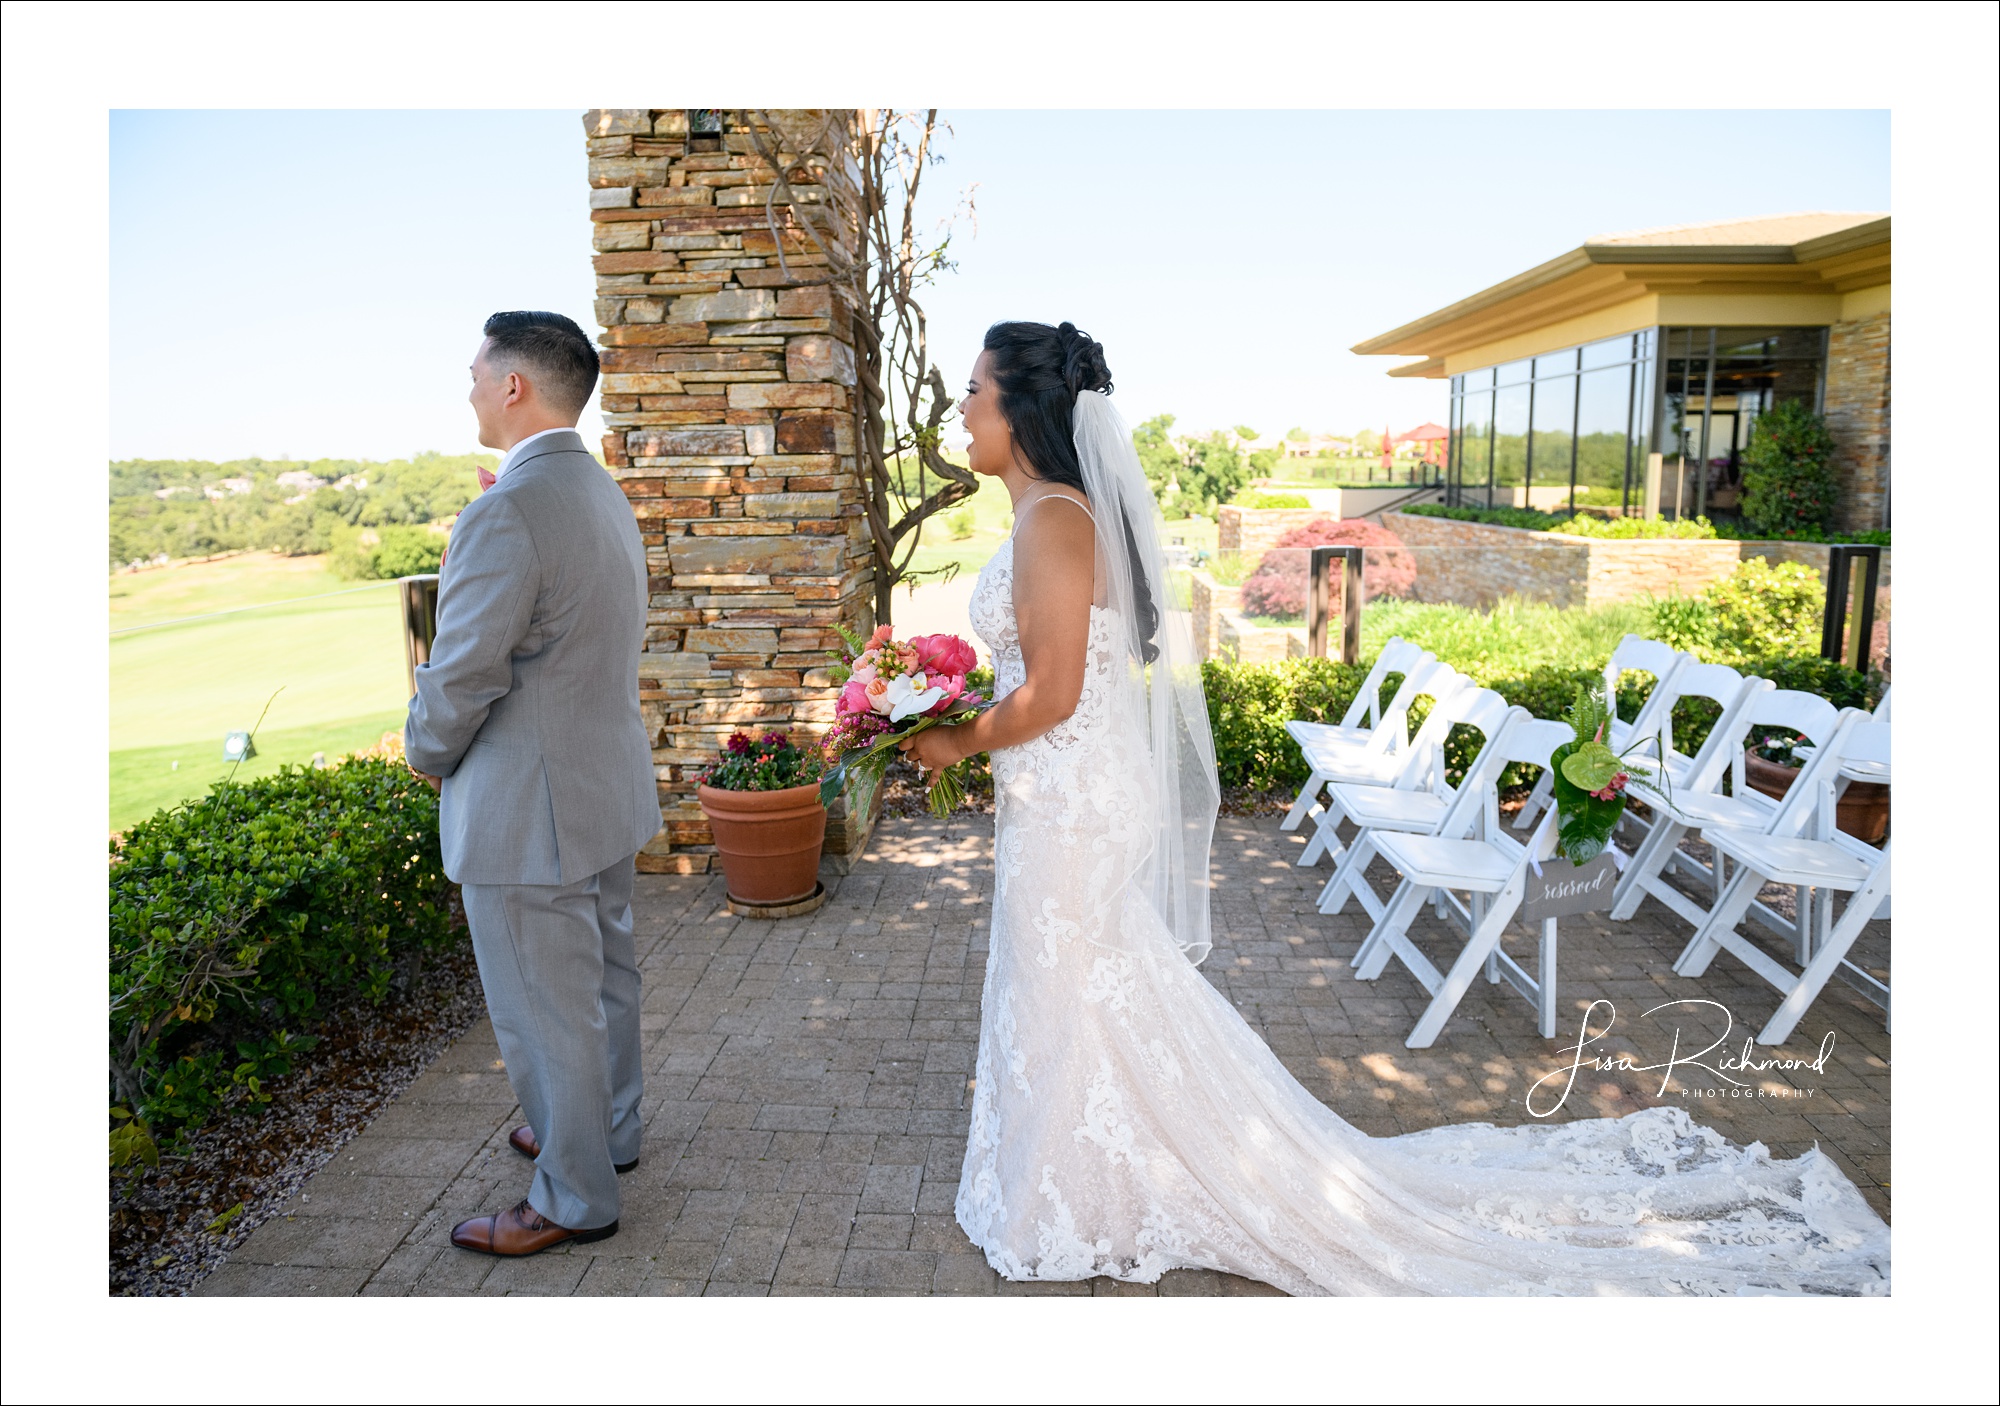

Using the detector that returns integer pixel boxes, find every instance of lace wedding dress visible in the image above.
[953,528,1890,1297]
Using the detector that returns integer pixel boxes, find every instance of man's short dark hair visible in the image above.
[482,310,600,417]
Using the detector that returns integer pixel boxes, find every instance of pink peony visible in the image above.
[925,673,968,714]
[911,632,978,677]
[837,678,874,718]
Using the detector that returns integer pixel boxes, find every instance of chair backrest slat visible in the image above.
[1339,636,1429,729]
[1678,676,1774,792]
[1362,656,1460,756]
[1393,685,1510,793]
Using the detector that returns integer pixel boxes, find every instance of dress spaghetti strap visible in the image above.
[1012,491,1095,534]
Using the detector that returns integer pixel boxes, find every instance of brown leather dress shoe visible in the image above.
[450,1199,618,1256]
[510,1125,638,1174]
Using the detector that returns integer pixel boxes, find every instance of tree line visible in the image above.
[108,452,495,571]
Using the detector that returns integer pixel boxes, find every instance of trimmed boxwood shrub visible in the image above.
[109,757,459,1140]
[1200,652,1880,794]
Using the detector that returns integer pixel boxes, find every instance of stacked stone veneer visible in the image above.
[583,109,872,874]
[1824,312,1890,535]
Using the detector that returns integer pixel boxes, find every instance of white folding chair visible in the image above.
[1611,660,1754,857]
[1514,634,1687,830]
[1792,684,1890,780]
[1609,685,1841,962]
[1282,637,1430,769]
[1346,709,1578,1048]
[1291,659,1468,867]
[1282,639,1436,834]
[1313,685,1516,921]
[1675,716,1890,1045]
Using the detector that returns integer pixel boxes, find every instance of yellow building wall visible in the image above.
[1443,282,1891,376]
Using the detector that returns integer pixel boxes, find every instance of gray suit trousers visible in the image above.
[462,853,643,1230]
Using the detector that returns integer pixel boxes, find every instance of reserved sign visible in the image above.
[1521,852,1619,923]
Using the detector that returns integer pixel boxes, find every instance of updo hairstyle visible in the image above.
[979,320,1159,662]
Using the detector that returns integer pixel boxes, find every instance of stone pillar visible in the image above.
[583,109,876,874]
[1823,311,1890,534]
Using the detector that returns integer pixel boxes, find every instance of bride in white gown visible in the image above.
[897,321,1890,1296]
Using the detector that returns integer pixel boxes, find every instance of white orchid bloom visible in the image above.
[885,670,946,723]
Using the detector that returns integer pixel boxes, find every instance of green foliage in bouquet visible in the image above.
[1547,686,1660,863]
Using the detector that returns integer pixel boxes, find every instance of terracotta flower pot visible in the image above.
[698,782,827,905]
[1741,750,1889,845]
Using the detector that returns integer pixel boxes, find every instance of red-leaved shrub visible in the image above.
[1238,518,1415,618]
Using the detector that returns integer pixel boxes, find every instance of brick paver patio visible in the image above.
[196,813,1890,1297]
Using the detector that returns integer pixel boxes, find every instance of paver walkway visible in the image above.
[197,814,1890,1297]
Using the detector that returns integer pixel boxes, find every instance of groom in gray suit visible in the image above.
[405,311,661,1256]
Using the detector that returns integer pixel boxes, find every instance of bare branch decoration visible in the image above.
[743,109,978,628]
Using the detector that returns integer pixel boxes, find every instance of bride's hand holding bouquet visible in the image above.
[819,623,986,819]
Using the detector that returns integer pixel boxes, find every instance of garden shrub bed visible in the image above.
[111,757,460,1146]
[1199,653,1880,794]
[110,935,486,1296]
[1402,500,1890,548]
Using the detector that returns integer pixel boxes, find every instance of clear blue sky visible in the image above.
[110,109,1888,461]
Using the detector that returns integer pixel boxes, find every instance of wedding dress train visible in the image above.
[953,534,1890,1296]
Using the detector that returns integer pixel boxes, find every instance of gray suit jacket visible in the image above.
[404,431,660,886]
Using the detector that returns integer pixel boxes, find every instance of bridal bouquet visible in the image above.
[1548,685,1664,862]
[819,624,986,819]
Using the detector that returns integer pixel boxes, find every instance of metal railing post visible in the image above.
[1307,546,1364,664]
[398,573,441,697]
[1818,545,1881,671]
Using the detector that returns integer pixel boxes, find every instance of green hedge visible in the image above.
[1200,653,1881,794]
[109,758,459,1141]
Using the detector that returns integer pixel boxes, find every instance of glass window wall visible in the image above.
[1448,324,1822,519]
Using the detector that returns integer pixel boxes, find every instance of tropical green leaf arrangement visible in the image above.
[1547,685,1663,863]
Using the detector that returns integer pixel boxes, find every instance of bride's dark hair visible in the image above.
[980,320,1160,663]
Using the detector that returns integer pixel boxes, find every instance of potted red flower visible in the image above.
[1743,730,1888,844]
[697,731,826,907]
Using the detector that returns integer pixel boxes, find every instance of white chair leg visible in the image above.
[1513,770,1552,830]
[1354,879,1428,980]
[1406,887,1521,1049]
[1317,833,1377,915]
[1536,917,1559,1038]
[1299,794,1350,867]
[1280,770,1326,833]
[1610,818,1674,921]
[1673,866,1762,977]
[1757,869,1891,1046]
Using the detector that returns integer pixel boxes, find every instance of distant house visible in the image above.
[1352,212,1890,530]
[203,477,255,500]
[333,474,371,492]
[276,469,328,505]
[153,485,197,500]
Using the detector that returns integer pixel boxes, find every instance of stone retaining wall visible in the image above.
[1389,512,1890,611]
[585,108,876,873]
[1188,568,1243,660]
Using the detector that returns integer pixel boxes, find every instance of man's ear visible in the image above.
[504,370,526,407]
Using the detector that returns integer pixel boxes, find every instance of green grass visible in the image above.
[109,712,408,835]
[110,552,412,830]
[1359,596,1656,680]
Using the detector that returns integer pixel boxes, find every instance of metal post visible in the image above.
[1307,546,1363,663]
[398,573,441,697]
[1819,545,1881,670]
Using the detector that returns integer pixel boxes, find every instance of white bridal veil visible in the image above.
[1070,389,1223,965]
